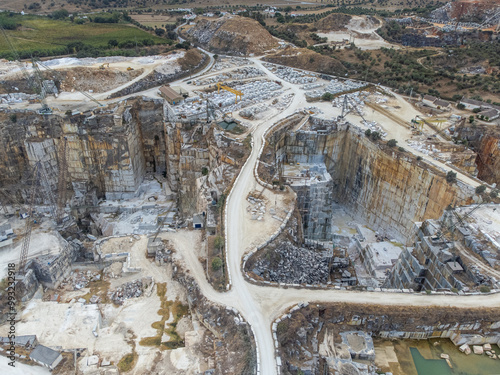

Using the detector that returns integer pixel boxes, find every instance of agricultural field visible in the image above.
[130,13,178,29]
[0,13,169,59]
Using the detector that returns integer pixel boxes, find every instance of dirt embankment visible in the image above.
[57,67,143,93]
[172,263,256,374]
[0,67,143,95]
[186,15,279,56]
[314,13,353,32]
[263,46,346,76]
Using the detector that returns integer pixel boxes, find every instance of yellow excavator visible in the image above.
[99,63,110,70]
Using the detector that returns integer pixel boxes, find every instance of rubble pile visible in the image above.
[271,65,317,84]
[274,93,295,111]
[239,103,269,119]
[175,79,282,120]
[108,278,151,305]
[194,67,264,86]
[306,81,366,100]
[103,262,123,278]
[212,57,253,72]
[252,241,330,284]
[360,120,386,137]
[246,195,266,221]
[62,270,101,290]
[0,93,39,104]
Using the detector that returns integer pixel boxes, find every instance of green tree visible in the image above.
[214,235,224,250]
[446,171,457,184]
[387,139,397,147]
[475,185,486,194]
[490,189,499,199]
[212,257,223,271]
[321,92,333,101]
[51,9,69,19]
[108,39,118,48]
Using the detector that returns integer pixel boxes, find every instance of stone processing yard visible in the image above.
[1,21,500,375]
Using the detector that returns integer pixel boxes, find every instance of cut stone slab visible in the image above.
[473,345,484,355]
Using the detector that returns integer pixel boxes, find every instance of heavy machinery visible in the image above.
[33,58,104,108]
[216,82,243,104]
[18,161,58,275]
[127,67,134,71]
[99,63,110,69]
[56,137,68,224]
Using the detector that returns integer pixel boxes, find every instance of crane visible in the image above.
[18,161,58,275]
[216,82,243,104]
[339,93,368,123]
[33,58,104,108]
[31,59,54,115]
[56,137,68,224]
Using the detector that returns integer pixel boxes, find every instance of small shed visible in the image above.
[193,214,205,229]
[159,85,184,105]
[29,344,63,370]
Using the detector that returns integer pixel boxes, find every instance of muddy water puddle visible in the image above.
[374,338,500,375]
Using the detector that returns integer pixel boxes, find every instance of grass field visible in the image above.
[0,14,168,57]
[130,14,177,29]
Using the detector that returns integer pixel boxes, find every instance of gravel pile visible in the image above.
[252,241,330,284]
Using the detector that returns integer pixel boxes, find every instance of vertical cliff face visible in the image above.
[272,120,471,242]
[0,96,219,219]
[0,98,200,207]
[334,130,470,241]
[455,125,500,186]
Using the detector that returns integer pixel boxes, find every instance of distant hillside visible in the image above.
[314,13,353,31]
[263,46,346,76]
[185,15,279,56]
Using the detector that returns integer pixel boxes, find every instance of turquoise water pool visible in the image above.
[411,343,500,375]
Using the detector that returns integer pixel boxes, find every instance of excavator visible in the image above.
[99,63,110,70]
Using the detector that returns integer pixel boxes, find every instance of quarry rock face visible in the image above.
[0,97,210,214]
[455,125,500,186]
[271,120,471,243]
[186,15,279,56]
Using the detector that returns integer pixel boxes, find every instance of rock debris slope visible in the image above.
[186,15,279,56]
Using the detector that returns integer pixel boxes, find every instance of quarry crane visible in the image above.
[339,93,368,123]
[30,59,54,115]
[56,137,68,224]
[18,164,38,275]
[216,82,243,104]
[18,161,58,275]
[414,115,451,141]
